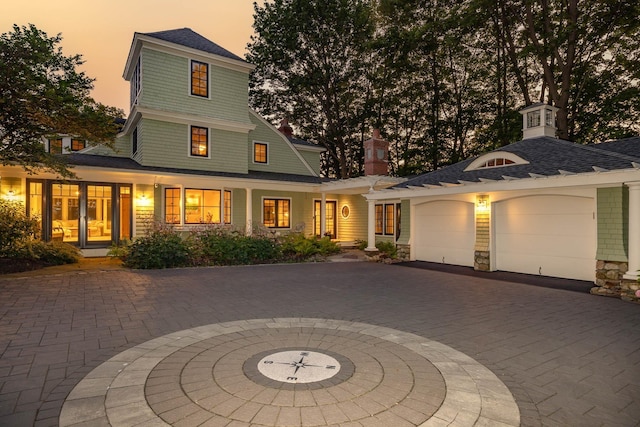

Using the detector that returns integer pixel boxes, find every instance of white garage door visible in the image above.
[414,201,475,266]
[495,195,596,281]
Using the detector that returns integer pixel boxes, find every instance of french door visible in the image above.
[28,180,131,248]
[314,200,337,239]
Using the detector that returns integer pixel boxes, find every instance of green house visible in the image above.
[0,28,400,255]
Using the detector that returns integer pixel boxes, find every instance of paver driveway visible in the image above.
[0,262,639,426]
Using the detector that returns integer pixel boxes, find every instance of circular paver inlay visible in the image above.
[59,318,520,426]
[257,350,341,384]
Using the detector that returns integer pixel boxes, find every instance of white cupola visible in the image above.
[520,103,558,139]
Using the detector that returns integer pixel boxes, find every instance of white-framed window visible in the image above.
[263,198,290,228]
[190,126,209,158]
[527,110,541,128]
[190,60,209,98]
[130,57,141,107]
[253,142,268,164]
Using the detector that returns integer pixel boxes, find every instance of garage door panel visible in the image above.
[414,201,475,267]
[495,196,595,281]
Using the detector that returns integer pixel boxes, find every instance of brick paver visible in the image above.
[0,262,639,426]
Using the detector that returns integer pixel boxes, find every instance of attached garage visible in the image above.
[494,195,596,281]
[413,200,475,266]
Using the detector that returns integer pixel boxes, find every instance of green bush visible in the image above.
[0,199,39,257]
[194,226,280,265]
[123,223,191,269]
[27,240,81,265]
[280,233,341,261]
[107,239,131,258]
[376,240,398,258]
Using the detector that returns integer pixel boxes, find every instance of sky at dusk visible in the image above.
[2,0,264,114]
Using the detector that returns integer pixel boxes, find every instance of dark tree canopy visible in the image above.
[0,24,123,177]
[248,0,640,178]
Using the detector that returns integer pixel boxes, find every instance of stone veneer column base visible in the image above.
[620,279,640,303]
[591,260,628,298]
[474,250,490,272]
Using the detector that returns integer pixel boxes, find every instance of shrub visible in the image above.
[279,233,341,261]
[376,240,398,258]
[0,200,39,257]
[107,239,131,258]
[193,226,280,265]
[27,241,81,265]
[123,223,191,269]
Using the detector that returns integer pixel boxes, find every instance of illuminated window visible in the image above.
[49,138,62,154]
[190,126,208,157]
[254,142,268,164]
[185,188,223,224]
[477,158,515,169]
[375,205,383,235]
[263,198,290,228]
[223,190,231,224]
[191,60,208,97]
[165,188,181,224]
[385,204,395,235]
[71,139,85,151]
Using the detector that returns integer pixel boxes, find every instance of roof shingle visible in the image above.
[143,28,246,63]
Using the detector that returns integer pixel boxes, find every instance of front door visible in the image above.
[314,200,337,239]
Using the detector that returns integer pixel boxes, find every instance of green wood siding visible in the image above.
[298,150,322,176]
[247,115,315,176]
[596,187,628,261]
[232,189,246,227]
[136,119,248,173]
[397,199,411,245]
[139,49,251,125]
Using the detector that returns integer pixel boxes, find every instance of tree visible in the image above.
[0,24,123,177]
[481,0,640,141]
[248,0,376,178]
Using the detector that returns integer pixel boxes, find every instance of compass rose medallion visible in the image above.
[258,350,341,383]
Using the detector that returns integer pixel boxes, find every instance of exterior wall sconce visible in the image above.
[476,195,489,212]
[137,192,151,207]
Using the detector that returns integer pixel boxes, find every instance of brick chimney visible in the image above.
[363,129,389,176]
[277,118,293,138]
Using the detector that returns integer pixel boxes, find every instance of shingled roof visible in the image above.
[63,154,326,184]
[143,28,246,63]
[395,136,640,189]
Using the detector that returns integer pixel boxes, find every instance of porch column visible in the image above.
[623,181,640,281]
[246,188,253,236]
[365,199,377,252]
[320,193,327,237]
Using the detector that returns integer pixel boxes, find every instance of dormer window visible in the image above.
[478,158,515,169]
[49,138,63,154]
[191,60,208,97]
[464,152,528,171]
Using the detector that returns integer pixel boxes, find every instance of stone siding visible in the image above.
[591,260,627,297]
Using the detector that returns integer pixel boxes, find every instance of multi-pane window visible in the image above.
[130,57,141,106]
[385,204,395,235]
[545,109,554,126]
[263,198,290,228]
[254,142,268,164]
[165,188,181,224]
[527,110,541,128]
[223,190,231,224]
[375,204,396,236]
[49,138,63,154]
[191,60,208,97]
[375,205,384,234]
[190,126,208,157]
[71,139,85,151]
[185,189,222,224]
